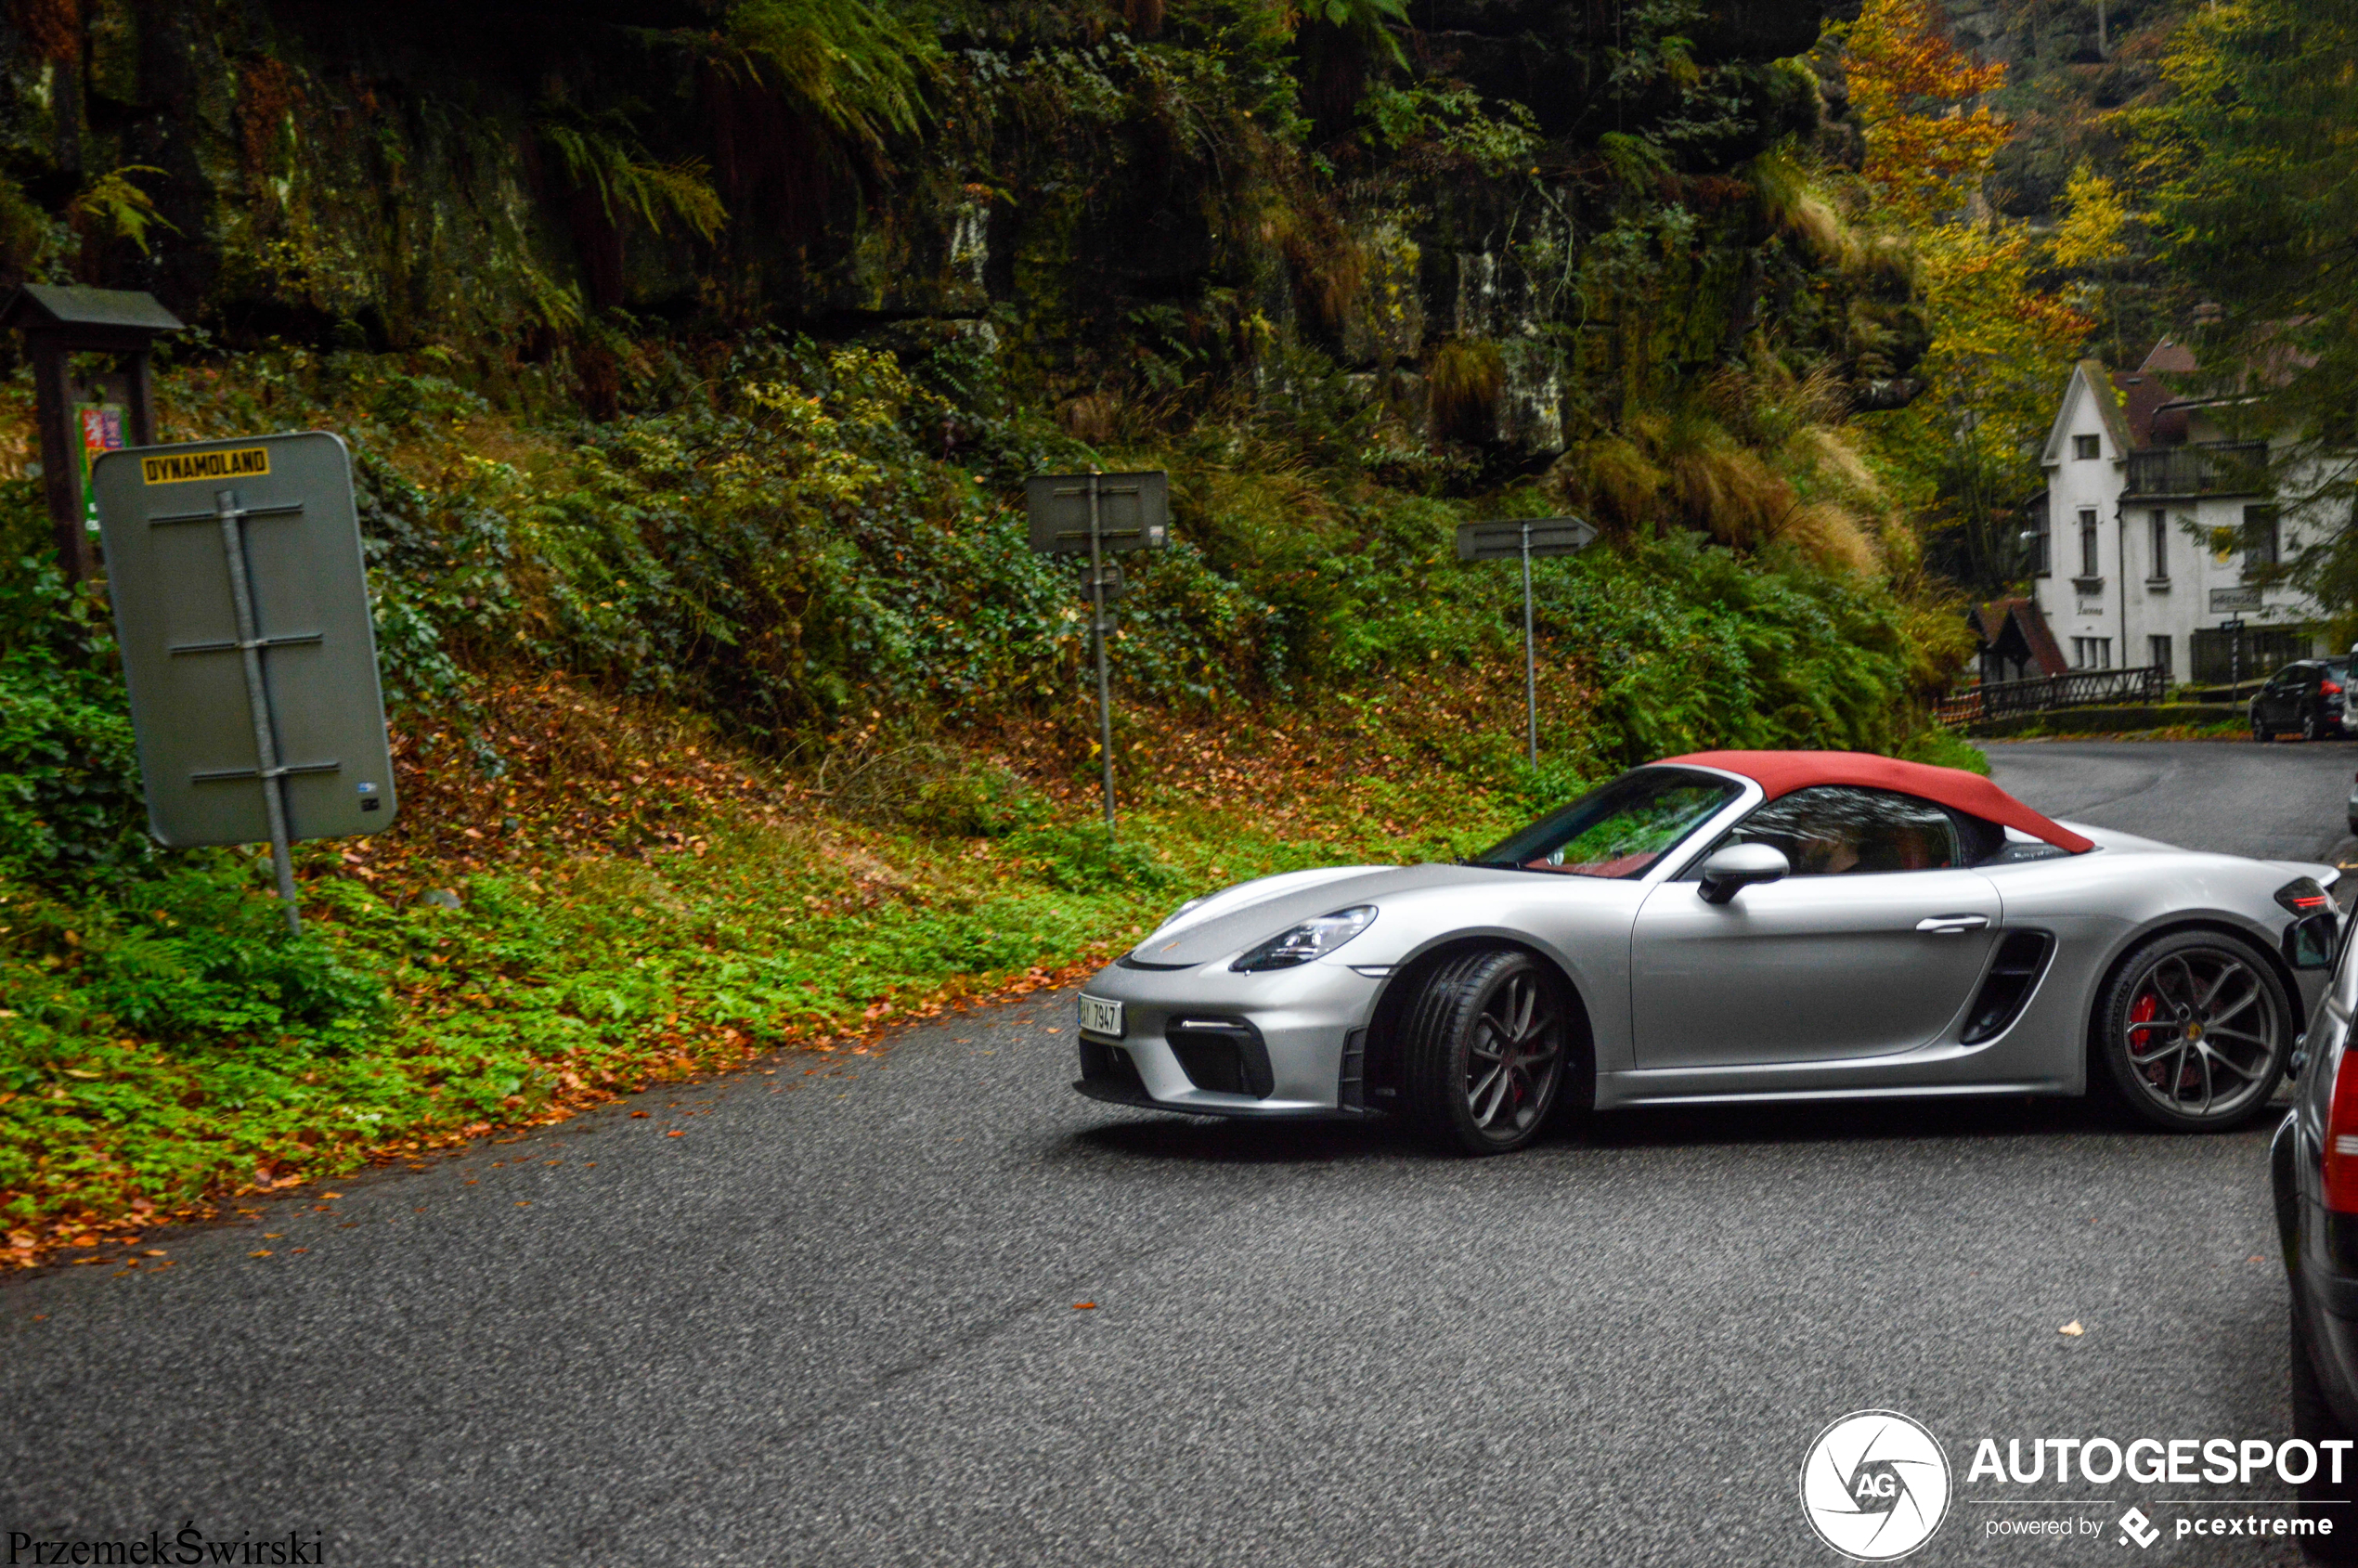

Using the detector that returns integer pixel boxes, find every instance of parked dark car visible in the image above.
[2272,887,2358,1560]
[2254,659,2351,743]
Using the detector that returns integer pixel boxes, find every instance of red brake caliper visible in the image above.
[2129,993,2163,1086]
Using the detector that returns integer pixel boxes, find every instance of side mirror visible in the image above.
[1698,844,1791,904]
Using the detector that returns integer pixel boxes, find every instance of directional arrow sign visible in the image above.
[1456,516,1597,561]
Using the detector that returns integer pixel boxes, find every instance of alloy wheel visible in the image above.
[2120,946,2281,1121]
[1463,969,1563,1137]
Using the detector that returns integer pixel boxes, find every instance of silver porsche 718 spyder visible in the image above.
[1071,750,2346,1153]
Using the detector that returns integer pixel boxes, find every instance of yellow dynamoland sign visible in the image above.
[140,445,269,484]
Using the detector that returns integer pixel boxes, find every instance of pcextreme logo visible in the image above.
[1800,1409,1954,1561]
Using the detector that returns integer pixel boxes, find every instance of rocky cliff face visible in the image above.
[0,0,1925,462]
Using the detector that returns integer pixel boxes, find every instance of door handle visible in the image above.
[1916,914,1990,935]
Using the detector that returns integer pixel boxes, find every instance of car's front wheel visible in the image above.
[1401,949,1570,1155]
[2292,1315,2358,1561]
[2093,930,2292,1131]
[2257,716,2275,743]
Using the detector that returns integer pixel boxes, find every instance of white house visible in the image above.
[2026,341,2326,687]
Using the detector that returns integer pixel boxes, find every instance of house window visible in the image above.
[2148,634,2172,676]
[2079,509,2100,578]
[2148,509,2169,580]
[2075,434,2102,460]
[2245,503,2281,572]
[2071,637,2115,669]
[2026,495,2051,576]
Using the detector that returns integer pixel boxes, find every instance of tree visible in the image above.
[1836,0,2092,594]
[2131,0,2358,637]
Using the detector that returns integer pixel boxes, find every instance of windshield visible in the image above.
[1470,767,1741,877]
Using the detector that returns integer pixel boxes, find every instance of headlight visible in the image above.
[1231,906,1377,972]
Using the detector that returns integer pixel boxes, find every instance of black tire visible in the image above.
[2293,1314,2358,1561]
[2308,709,2327,743]
[2258,718,2275,743]
[1401,949,1573,1155]
[2093,929,2293,1131]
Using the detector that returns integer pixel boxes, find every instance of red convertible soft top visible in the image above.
[1659,749,2093,854]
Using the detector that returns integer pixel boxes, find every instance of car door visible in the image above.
[1630,785,2004,1068]
[2261,667,2301,726]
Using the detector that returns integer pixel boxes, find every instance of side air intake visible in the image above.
[1961,930,2055,1044]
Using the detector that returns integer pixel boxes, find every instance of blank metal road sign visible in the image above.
[93,431,396,849]
[1024,472,1170,554]
[1456,516,1597,561]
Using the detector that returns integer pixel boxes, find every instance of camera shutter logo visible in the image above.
[1799,1409,1951,1560]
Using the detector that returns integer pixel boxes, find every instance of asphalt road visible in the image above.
[7,738,2358,1567]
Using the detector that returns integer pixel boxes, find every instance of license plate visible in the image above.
[1077,993,1124,1038]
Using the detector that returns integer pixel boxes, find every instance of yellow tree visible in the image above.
[1838,0,2092,593]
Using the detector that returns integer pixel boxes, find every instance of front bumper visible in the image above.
[1069,955,1385,1117]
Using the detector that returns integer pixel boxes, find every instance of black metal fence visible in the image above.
[1936,665,2167,727]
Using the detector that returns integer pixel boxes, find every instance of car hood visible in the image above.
[1126,862,1530,967]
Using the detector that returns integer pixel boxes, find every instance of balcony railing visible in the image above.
[1935,666,2167,727]
[2122,442,2269,499]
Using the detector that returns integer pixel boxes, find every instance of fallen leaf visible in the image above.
[322,1193,342,1199]
[263,1233,283,1239]
[514,1200,531,1208]
[2250,1255,2267,1263]
[666,1130,685,1138]
[1073,1302,1096,1310]
[629,1111,649,1119]
[291,1248,309,1254]
[249,1251,273,1258]
[2059,1321,2084,1337]
[142,1250,166,1257]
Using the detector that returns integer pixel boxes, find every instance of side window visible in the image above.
[1714,785,1963,876]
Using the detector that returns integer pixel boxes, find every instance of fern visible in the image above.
[68,165,178,255]
[1302,0,1412,68]
[540,113,727,243]
[718,0,939,157]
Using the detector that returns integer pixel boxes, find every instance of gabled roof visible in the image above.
[0,284,183,335]
[2041,359,2134,467]
[1969,597,2068,679]
[1659,750,2093,853]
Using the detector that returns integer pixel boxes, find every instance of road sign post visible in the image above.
[1456,517,1597,768]
[92,432,397,931]
[2220,616,2247,696]
[1024,472,1169,838]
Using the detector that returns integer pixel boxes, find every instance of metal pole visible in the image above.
[216,486,302,932]
[1522,521,1538,770]
[1090,473,1116,839]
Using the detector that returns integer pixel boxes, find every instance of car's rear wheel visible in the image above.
[2308,709,2327,743]
[1401,949,1568,1155]
[2093,930,2291,1131]
[2292,1315,2358,1560]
